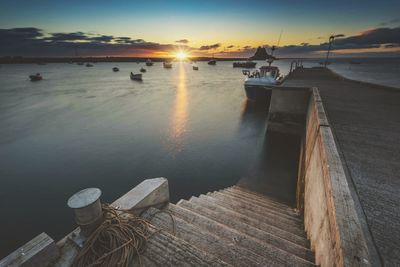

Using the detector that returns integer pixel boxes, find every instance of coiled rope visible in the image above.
[72,204,155,267]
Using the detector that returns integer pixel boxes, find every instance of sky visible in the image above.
[0,0,399,58]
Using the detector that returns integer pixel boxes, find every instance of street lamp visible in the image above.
[324,35,335,68]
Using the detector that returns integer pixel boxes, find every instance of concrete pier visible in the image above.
[284,67,400,266]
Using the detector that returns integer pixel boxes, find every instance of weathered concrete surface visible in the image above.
[286,67,400,266]
[112,177,169,215]
[0,232,59,267]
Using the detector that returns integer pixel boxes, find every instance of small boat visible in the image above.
[86,63,93,67]
[140,67,146,72]
[29,73,42,81]
[112,67,119,72]
[163,62,172,68]
[146,59,153,66]
[244,66,281,102]
[233,60,257,68]
[193,65,199,70]
[130,72,142,81]
[208,59,216,65]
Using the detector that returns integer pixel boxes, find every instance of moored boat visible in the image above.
[112,67,119,72]
[140,67,146,72]
[233,60,257,68]
[163,62,172,68]
[29,73,42,81]
[86,63,93,67]
[146,59,153,66]
[130,72,142,81]
[193,65,199,70]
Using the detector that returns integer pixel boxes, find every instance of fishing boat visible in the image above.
[29,73,42,81]
[140,67,146,72]
[146,59,153,66]
[112,67,119,72]
[243,46,282,102]
[86,63,93,67]
[208,59,216,65]
[233,60,257,68]
[193,65,199,70]
[130,72,142,81]
[163,62,172,68]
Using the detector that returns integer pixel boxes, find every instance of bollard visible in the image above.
[67,188,103,237]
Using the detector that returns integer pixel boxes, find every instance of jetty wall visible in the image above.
[296,88,372,266]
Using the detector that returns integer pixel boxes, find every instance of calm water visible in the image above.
[0,58,398,256]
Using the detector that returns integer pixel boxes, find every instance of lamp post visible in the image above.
[324,35,335,68]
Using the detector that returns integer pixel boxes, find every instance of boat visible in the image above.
[130,72,142,81]
[29,73,42,81]
[112,67,119,72]
[86,63,93,67]
[233,60,257,68]
[243,46,282,102]
[146,59,153,66]
[208,59,216,65]
[140,67,146,73]
[193,65,199,70]
[163,62,172,68]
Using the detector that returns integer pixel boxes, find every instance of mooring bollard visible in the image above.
[67,188,103,237]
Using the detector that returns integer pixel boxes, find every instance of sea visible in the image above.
[0,57,399,257]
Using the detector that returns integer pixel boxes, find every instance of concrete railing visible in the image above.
[296,88,372,266]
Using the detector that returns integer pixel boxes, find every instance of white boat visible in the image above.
[146,59,153,66]
[163,62,172,68]
[130,72,142,81]
[243,44,283,102]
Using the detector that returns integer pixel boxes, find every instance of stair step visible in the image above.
[187,196,305,238]
[177,200,315,263]
[142,223,230,266]
[143,207,269,266]
[198,194,309,247]
[206,192,303,224]
[229,186,294,209]
[221,188,297,215]
[212,191,301,220]
[168,204,316,267]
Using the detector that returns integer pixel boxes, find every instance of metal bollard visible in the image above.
[67,188,103,237]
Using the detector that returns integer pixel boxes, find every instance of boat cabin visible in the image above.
[259,66,280,79]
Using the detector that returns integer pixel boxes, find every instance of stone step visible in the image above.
[168,204,316,267]
[143,207,267,266]
[207,192,303,225]
[177,199,315,263]
[212,191,302,221]
[198,194,309,247]
[221,189,297,216]
[229,186,295,209]
[187,196,305,238]
[142,223,230,266]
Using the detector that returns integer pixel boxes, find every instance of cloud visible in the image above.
[198,43,220,50]
[226,45,235,48]
[175,39,189,44]
[242,45,252,49]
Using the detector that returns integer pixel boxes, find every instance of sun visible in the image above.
[176,51,187,60]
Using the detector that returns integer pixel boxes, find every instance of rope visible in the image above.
[72,204,154,267]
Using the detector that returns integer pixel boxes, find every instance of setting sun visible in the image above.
[176,51,187,60]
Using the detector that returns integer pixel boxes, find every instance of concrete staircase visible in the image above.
[139,185,316,266]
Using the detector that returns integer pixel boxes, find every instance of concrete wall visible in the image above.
[267,86,311,135]
[297,88,372,266]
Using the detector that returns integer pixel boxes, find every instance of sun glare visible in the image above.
[176,51,187,60]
